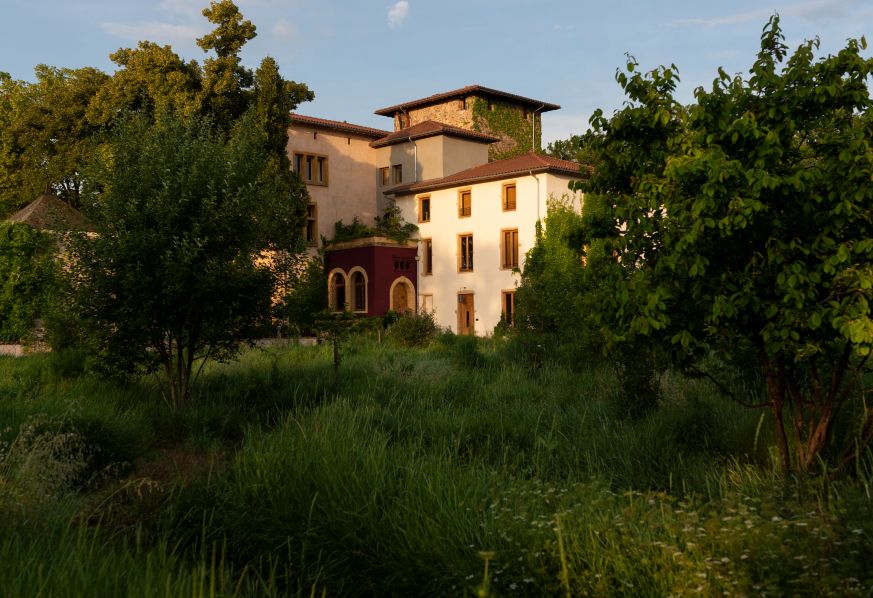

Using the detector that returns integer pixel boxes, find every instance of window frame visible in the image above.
[348,267,369,313]
[393,164,403,185]
[458,233,474,273]
[502,290,516,327]
[422,238,433,276]
[418,195,431,223]
[328,269,349,313]
[457,187,472,219]
[419,294,433,312]
[499,227,519,270]
[380,167,390,187]
[293,151,329,186]
[304,202,318,245]
[501,181,518,212]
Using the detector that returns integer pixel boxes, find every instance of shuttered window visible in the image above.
[459,191,471,217]
[504,185,516,211]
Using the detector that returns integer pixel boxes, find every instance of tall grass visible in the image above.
[1,336,872,596]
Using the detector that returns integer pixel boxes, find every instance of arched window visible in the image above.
[332,272,346,311]
[353,271,366,311]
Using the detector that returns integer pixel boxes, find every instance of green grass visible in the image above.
[1,336,871,596]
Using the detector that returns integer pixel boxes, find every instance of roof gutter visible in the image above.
[387,165,588,196]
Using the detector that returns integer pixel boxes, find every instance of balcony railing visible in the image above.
[459,207,471,217]
[503,200,516,211]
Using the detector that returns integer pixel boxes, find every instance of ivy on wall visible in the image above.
[470,98,541,161]
[0,222,57,343]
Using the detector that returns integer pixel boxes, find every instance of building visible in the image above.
[287,86,588,334]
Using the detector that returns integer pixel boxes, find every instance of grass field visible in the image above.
[0,335,871,597]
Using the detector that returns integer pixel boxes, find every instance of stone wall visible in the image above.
[391,95,538,161]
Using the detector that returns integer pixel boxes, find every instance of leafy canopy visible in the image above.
[63,107,306,408]
[571,16,873,470]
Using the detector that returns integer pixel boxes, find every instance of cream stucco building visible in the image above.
[287,86,588,334]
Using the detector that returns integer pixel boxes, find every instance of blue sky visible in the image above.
[3,0,873,144]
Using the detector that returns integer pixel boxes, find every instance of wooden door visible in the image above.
[458,294,474,334]
[393,282,408,312]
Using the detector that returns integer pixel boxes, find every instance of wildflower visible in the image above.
[851,529,863,535]
[740,555,748,560]
[595,574,602,578]
[466,575,474,580]
[720,557,730,564]
[509,583,517,590]
[523,578,533,583]
[771,516,781,522]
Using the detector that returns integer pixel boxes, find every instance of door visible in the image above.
[458,294,474,334]
[393,281,408,312]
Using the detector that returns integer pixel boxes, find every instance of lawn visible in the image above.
[0,335,871,597]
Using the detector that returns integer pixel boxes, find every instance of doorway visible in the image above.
[393,281,409,312]
[458,293,474,334]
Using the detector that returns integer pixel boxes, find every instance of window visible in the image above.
[305,203,317,244]
[522,106,528,119]
[393,164,402,185]
[331,272,346,311]
[459,97,467,110]
[294,152,328,186]
[502,291,516,327]
[503,184,517,211]
[380,167,389,186]
[423,239,433,275]
[502,229,519,269]
[420,294,433,312]
[459,190,472,218]
[353,271,366,312]
[398,112,409,129]
[419,196,430,223]
[459,234,473,272]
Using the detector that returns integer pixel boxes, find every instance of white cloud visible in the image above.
[672,0,873,27]
[387,1,409,28]
[101,21,207,45]
[272,19,301,41]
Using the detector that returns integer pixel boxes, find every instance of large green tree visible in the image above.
[63,108,306,408]
[0,66,109,216]
[572,17,873,471]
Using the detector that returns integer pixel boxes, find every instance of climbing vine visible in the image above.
[0,222,57,343]
[470,98,541,161]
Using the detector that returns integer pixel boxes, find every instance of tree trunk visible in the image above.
[762,353,791,471]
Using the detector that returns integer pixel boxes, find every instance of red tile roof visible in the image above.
[369,120,500,148]
[289,113,391,138]
[374,85,561,116]
[387,152,591,195]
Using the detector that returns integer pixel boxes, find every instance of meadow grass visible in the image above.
[0,335,871,596]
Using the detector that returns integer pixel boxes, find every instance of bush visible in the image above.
[0,222,57,343]
[387,309,438,349]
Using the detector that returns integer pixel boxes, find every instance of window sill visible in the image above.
[458,269,475,274]
[305,181,328,187]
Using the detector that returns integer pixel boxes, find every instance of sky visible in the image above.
[3,0,873,145]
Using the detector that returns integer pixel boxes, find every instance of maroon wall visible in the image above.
[326,244,418,317]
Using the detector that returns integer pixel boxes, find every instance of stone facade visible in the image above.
[391,95,540,160]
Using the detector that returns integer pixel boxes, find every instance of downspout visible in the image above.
[411,137,418,183]
[531,104,544,152]
[529,170,541,222]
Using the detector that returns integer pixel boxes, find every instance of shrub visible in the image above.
[387,309,438,349]
[0,222,57,343]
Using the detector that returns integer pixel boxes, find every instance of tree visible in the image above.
[544,134,600,170]
[571,16,873,471]
[0,66,109,216]
[63,107,306,408]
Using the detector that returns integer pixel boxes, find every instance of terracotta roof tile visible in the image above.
[387,152,591,195]
[7,192,94,231]
[375,85,560,116]
[289,113,391,138]
[369,120,500,147]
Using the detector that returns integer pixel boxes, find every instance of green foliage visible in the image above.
[452,333,486,369]
[0,66,109,217]
[571,17,873,471]
[515,194,602,368]
[387,308,438,348]
[280,255,327,332]
[1,341,873,595]
[0,223,56,343]
[544,133,600,170]
[62,107,306,408]
[332,204,419,245]
[471,98,540,161]
[311,308,374,388]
